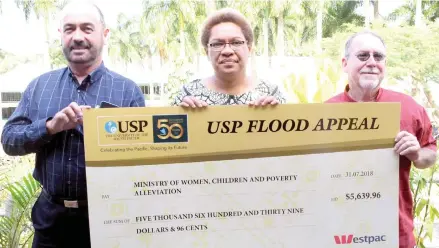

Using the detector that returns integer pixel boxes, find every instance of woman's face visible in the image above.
[207,22,251,78]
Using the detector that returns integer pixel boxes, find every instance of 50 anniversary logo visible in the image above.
[153,115,188,143]
[101,115,188,144]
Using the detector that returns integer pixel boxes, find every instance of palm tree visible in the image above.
[423,1,439,22]
[364,0,370,28]
[294,1,319,52]
[141,0,204,61]
[372,0,380,20]
[415,0,422,27]
[242,0,273,62]
[0,173,40,248]
[322,1,364,38]
[272,0,316,57]
[386,0,439,26]
[14,0,67,69]
[108,14,148,71]
[316,0,324,54]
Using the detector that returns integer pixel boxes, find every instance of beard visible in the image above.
[359,78,380,90]
[62,40,102,65]
[358,72,382,90]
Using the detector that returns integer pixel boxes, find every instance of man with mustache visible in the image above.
[325,31,437,248]
[1,2,145,247]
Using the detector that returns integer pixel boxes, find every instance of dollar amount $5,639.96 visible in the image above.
[346,192,381,201]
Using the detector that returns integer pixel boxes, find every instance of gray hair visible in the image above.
[344,31,386,57]
[59,1,106,29]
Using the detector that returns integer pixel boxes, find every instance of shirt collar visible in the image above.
[67,61,106,84]
[343,84,383,102]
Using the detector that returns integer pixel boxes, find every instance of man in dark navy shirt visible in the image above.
[1,2,145,247]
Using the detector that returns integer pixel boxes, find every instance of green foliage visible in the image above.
[14,0,65,21]
[322,22,439,83]
[0,156,35,207]
[109,14,149,67]
[164,57,195,105]
[140,0,206,62]
[283,56,345,103]
[0,173,40,248]
[387,0,439,25]
[411,156,439,248]
[48,39,66,68]
[323,1,364,38]
[0,49,29,75]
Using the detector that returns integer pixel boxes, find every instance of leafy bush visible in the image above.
[0,173,40,248]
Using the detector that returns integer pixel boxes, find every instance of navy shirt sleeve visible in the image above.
[129,82,146,107]
[1,78,53,156]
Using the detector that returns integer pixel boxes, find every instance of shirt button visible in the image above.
[68,158,72,161]
[71,134,74,137]
[67,181,71,185]
[77,90,80,93]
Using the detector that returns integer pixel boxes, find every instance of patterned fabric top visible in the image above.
[172,79,286,106]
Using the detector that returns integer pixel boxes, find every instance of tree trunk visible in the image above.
[276,15,284,58]
[179,29,185,58]
[263,18,269,67]
[373,0,379,20]
[44,15,52,70]
[364,0,370,28]
[316,0,323,54]
[415,0,422,27]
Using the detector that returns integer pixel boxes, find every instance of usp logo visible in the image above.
[103,120,149,134]
[99,116,151,145]
[152,115,188,143]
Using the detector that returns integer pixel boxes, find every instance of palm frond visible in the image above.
[0,173,40,248]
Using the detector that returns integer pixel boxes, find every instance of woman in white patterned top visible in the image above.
[172,8,286,107]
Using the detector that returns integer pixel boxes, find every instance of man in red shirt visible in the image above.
[325,31,437,248]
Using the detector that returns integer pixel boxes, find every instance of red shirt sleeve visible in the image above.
[418,108,437,151]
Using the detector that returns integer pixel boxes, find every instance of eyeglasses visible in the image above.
[354,52,386,62]
[208,40,246,51]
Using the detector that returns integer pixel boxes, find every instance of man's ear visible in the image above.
[342,57,348,73]
[57,28,63,46]
[103,28,110,45]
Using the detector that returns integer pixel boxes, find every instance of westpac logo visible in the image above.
[104,120,148,134]
[334,234,386,245]
[152,115,188,143]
